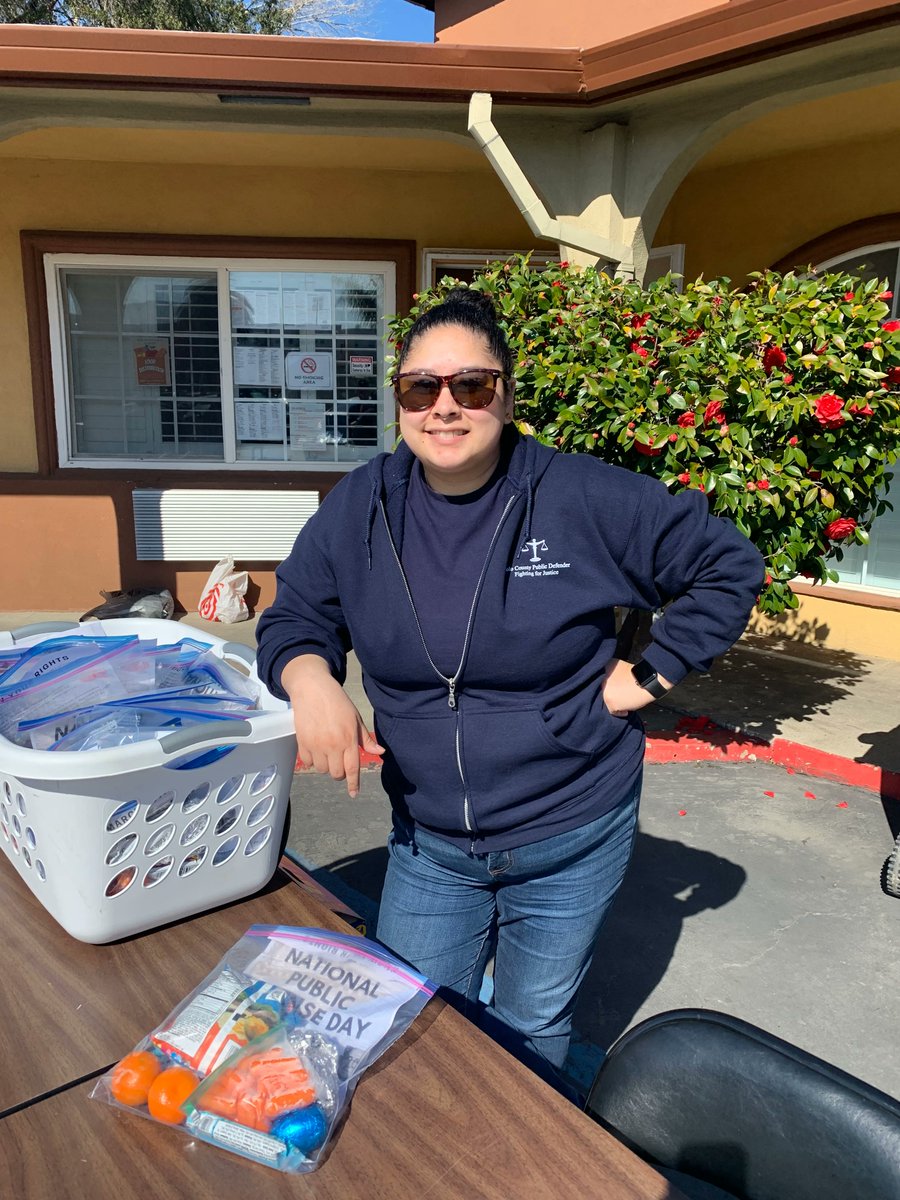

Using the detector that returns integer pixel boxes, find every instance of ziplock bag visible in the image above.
[91,926,434,1172]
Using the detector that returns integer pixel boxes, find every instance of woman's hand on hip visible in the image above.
[601,657,672,718]
[281,655,384,798]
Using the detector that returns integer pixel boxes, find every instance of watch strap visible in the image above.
[631,659,668,699]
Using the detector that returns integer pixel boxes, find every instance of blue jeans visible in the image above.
[376,776,641,1075]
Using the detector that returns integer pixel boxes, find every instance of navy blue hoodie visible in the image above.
[256,431,763,852]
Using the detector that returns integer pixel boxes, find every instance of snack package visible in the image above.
[91,926,434,1172]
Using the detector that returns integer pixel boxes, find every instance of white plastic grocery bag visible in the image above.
[198,558,249,623]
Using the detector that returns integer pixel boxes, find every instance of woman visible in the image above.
[256,288,763,1086]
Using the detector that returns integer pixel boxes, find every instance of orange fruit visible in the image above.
[146,1065,199,1125]
[109,1050,162,1107]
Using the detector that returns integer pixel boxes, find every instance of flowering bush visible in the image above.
[389,259,900,615]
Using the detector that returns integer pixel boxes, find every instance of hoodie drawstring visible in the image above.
[364,479,379,569]
[522,470,535,543]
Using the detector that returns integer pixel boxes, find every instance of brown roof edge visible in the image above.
[0,24,584,102]
[581,0,900,102]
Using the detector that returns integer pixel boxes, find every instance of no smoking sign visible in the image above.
[285,351,333,389]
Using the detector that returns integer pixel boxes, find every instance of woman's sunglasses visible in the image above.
[394,369,509,411]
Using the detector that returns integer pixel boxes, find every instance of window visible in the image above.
[45,254,396,470]
[421,248,559,289]
[644,244,685,289]
[817,243,900,594]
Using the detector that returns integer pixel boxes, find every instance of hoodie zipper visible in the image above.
[380,494,517,837]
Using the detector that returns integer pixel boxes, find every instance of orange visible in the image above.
[146,1065,199,1125]
[109,1050,162,1108]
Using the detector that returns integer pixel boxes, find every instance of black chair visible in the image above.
[585,1008,900,1200]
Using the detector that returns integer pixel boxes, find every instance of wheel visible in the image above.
[884,831,900,898]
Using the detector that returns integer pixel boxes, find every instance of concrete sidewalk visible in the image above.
[2,610,898,1101]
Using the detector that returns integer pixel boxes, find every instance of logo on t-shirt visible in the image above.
[508,537,571,579]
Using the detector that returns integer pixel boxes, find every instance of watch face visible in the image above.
[632,660,657,687]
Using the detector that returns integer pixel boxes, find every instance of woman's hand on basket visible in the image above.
[281,655,384,798]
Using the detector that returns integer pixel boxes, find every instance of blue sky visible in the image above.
[370,0,435,42]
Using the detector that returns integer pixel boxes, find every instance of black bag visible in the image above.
[80,588,175,622]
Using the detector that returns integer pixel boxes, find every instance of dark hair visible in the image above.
[397,287,514,377]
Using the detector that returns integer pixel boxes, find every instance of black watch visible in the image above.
[631,659,668,700]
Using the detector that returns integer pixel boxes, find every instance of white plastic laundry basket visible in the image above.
[0,618,296,943]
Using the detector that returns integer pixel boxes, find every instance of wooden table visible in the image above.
[0,854,351,1115]
[0,858,681,1200]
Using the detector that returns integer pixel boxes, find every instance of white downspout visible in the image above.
[467,91,632,269]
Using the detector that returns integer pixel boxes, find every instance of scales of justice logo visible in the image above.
[509,537,572,578]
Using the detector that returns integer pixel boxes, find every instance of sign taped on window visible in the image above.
[235,402,284,443]
[289,403,326,448]
[285,353,333,390]
[134,344,170,387]
[348,355,374,377]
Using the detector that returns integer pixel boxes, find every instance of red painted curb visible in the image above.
[646,714,900,800]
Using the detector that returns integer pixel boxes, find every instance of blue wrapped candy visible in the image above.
[271,1103,329,1158]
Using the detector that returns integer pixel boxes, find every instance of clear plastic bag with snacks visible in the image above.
[91,925,434,1172]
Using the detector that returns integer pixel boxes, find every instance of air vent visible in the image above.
[133,489,318,561]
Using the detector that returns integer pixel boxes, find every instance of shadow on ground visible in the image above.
[660,623,869,746]
[575,828,746,1049]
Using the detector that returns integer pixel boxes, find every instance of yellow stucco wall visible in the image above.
[653,133,900,283]
[0,129,535,473]
[749,593,900,662]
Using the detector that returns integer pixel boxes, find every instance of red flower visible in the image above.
[848,401,874,417]
[886,366,900,385]
[678,472,691,484]
[823,517,857,542]
[559,260,569,268]
[788,436,798,446]
[556,315,565,325]
[668,433,678,443]
[814,393,845,429]
[783,373,794,385]
[764,573,773,585]
[631,342,649,358]
[883,320,900,332]
[681,328,702,344]
[762,345,787,375]
[843,290,855,301]
[677,412,696,428]
[551,280,564,289]
[703,399,726,425]
[808,469,822,481]
[632,313,651,329]
[712,296,723,308]
[879,290,894,300]
[758,479,770,490]
[863,341,875,350]
[697,483,706,492]
[634,438,664,457]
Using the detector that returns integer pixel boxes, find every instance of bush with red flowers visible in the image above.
[389,259,900,615]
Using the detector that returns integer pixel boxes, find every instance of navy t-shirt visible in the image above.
[401,459,510,677]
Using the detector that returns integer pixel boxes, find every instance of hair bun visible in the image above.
[443,287,499,318]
